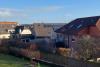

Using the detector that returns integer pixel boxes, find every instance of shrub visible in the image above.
[76,36,96,61]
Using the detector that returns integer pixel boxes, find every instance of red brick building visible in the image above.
[56,16,100,47]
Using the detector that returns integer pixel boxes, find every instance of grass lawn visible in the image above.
[35,63,50,67]
[0,54,50,67]
[0,54,29,67]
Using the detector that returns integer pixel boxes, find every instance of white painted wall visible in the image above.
[0,34,10,39]
[8,29,15,33]
[21,29,32,35]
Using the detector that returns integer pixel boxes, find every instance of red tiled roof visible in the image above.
[0,22,18,24]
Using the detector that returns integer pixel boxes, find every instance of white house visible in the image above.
[14,25,34,43]
[0,22,18,39]
[20,28,32,35]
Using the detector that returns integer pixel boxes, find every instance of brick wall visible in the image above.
[78,26,100,37]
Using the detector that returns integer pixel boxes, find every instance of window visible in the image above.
[72,36,76,42]
[44,25,51,27]
[91,19,94,22]
[37,24,40,26]
[12,25,15,27]
[69,25,74,28]
[22,39,25,42]
[26,39,30,42]
[72,38,75,42]
[77,24,82,28]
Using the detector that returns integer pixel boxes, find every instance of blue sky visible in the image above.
[0,0,100,24]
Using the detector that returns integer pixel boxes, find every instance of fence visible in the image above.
[40,52,100,67]
[66,58,100,67]
[32,58,64,67]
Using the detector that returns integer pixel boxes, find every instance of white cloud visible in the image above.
[0,6,63,18]
[0,11,11,17]
[0,8,12,17]
[30,6,63,13]
[0,8,27,18]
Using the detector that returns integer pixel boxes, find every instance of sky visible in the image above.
[0,0,100,24]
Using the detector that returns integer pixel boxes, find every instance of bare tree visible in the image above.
[76,36,96,61]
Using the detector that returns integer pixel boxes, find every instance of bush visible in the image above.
[76,36,97,61]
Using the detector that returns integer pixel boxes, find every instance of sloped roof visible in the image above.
[0,22,17,34]
[0,22,17,24]
[56,16,100,34]
[15,26,32,34]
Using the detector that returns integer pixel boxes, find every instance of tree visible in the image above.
[76,35,96,61]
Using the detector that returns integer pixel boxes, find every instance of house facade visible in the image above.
[33,23,53,38]
[0,22,18,39]
[56,16,100,47]
[56,16,100,58]
[33,23,65,40]
[14,25,34,43]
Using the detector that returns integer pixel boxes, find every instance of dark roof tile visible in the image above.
[56,16,100,34]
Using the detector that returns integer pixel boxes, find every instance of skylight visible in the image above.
[77,24,82,28]
[91,19,94,22]
[69,25,74,28]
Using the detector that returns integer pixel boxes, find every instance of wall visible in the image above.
[34,23,56,39]
[78,28,89,36]
[21,29,32,35]
[96,19,100,31]
[77,25,100,37]
[89,26,100,37]
[63,26,100,58]
[0,34,10,39]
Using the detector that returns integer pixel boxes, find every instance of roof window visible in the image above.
[77,24,82,28]
[69,25,74,28]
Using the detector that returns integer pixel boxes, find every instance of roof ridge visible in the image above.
[77,16,100,19]
[0,22,17,24]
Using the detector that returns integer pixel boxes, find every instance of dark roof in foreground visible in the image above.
[56,16,100,34]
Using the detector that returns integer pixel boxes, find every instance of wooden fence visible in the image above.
[66,58,100,67]
[32,58,64,67]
